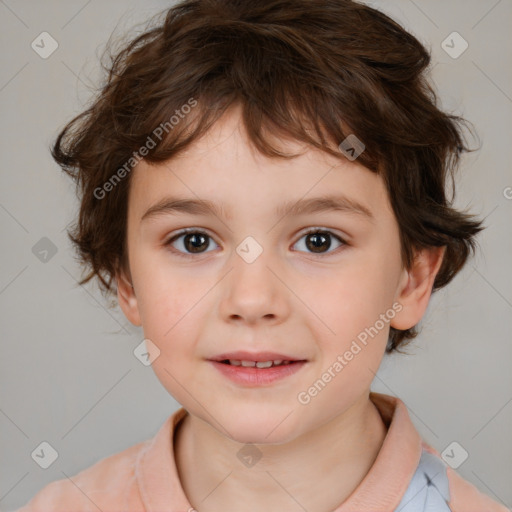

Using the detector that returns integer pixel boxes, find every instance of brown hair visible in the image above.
[51,0,484,353]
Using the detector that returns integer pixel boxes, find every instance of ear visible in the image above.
[116,268,142,327]
[391,246,446,331]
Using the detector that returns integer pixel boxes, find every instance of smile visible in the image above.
[210,360,307,386]
[220,359,295,368]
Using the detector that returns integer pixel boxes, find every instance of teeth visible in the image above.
[256,361,273,368]
[226,359,294,368]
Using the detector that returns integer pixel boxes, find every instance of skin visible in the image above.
[117,103,445,512]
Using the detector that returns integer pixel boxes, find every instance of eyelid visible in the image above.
[297,226,347,241]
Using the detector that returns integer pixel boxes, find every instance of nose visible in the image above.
[218,242,289,326]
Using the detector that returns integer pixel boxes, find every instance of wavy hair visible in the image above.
[51,0,484,353]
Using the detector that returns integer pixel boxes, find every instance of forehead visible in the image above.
[128,106,390,221]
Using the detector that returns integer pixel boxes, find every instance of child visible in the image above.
[14,0,509,511]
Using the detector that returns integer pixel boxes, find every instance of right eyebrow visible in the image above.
[141,197,228,222]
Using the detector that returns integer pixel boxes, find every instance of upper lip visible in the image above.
[209,351,306,362]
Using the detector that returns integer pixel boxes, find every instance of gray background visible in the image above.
[1,0,511,510]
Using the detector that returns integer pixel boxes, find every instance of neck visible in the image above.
[174,393,388,512]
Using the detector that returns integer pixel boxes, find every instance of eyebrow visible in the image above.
[140,194,374,223]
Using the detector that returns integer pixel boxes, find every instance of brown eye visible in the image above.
[293,229,346,255]
[165,229,218,257]
[165,228,346,259]
[305,232,331,253]
[183,233,209,253]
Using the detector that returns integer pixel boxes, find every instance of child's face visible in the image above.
[118,104,415,444]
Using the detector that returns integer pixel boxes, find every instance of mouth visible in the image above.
[209,351,307,367]
[208,352,308,386]
[216,359,302,368]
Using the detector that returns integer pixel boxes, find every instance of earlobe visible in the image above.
[391,246,446,331]
[116,271,142,327]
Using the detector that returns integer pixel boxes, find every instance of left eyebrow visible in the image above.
[275,194,374,222]
[140,194,374,223]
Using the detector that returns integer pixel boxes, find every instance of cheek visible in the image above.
[133,248,198,335]
[139,288,194,344]
[315,265,385,323]
[307,252,399,353]
[137,279,205,403]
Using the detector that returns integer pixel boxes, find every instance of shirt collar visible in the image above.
[334,392,423,511]
[136,392,423,512]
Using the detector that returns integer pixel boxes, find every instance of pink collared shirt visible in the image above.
[13,392,509,512]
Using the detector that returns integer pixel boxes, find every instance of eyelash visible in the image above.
[163,227,348,259]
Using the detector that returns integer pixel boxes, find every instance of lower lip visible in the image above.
[209,361,307,386]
